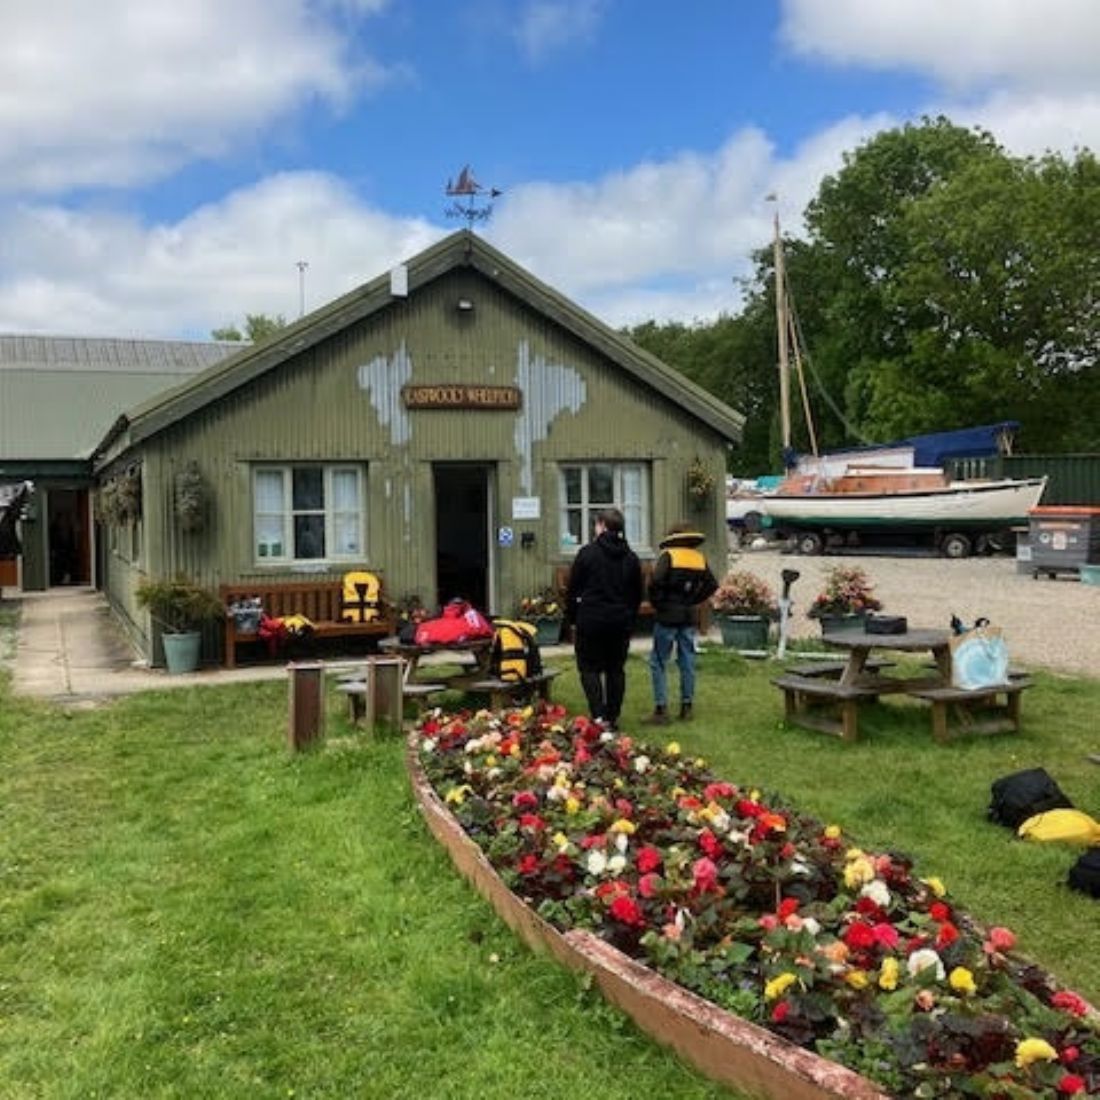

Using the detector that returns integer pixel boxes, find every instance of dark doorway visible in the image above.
[434,464,491,612]
[47,489,91,586]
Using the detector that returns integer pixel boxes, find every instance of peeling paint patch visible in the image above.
[357,342,413,446]
[514,340,586,495]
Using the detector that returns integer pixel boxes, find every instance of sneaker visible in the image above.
[679,702,693,721]
[642,708,670,726]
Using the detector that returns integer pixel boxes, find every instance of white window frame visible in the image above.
[558,462,651,555]
[252,464,365,566]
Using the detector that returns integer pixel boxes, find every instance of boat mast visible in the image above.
[773,209,792,455]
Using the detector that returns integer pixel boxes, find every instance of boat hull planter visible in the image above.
[406,734,885,1100]
[718,614,770,651]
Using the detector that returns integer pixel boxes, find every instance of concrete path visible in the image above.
[6,587,284,703]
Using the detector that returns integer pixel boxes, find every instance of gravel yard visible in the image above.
[726,549,1100,679]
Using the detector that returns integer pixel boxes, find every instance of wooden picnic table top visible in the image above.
[821,627,951,651]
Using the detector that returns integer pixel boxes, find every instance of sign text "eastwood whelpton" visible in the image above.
[401,384,522,410]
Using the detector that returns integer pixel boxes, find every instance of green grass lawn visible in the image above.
[2,637,1099,1099]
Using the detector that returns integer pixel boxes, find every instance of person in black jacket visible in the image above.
[565,508,643,729]
[643,524,718,724]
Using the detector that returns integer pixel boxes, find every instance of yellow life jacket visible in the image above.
[279,613,314,636]
[1018,808,1100,846]
[340,570,382,623]
[490,619,541,683]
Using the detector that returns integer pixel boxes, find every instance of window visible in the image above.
[253,465,364,564]
[559,462,650,552]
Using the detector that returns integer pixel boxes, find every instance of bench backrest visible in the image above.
[221,580,349,624]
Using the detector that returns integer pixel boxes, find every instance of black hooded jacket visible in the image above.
[565,530,643,632]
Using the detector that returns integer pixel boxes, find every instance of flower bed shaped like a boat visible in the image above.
[410,705,1099,1098]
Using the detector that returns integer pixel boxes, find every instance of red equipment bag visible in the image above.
[414,599,493,646]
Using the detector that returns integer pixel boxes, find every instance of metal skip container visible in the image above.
[1027,506,1100,579]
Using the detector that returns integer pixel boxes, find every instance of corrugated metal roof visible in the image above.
[0,335,241,460]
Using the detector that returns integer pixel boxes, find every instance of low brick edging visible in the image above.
[405,733,887,1100]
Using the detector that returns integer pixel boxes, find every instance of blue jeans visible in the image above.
[648,622,695,708]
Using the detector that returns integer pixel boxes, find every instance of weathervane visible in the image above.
[445,165,502,228]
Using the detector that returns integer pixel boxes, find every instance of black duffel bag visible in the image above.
[1068,849,1100,898]
[988,767,1074,829]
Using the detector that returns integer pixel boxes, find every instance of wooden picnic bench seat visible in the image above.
[907,675,1033,743]
[338,679,448,724]
[772,673,883,742]
[553,562,712,633]
[786,658,895,679]
[220,579,394,668]
[469,669,561,711]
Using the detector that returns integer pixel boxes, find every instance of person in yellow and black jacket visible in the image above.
[643,524,718,724]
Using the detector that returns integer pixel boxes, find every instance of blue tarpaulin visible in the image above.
[896,422,1019,467]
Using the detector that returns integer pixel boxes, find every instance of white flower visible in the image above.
[421,740,437,754]
[633,755,651,774]
[860,880,891,909]
[789,857,812,876]
[586,850,608,876]
[608,854,627,875]
[802,917,821,937]
[708,809,730,832]
[614,833,629,854]
[727,828,751,847]
[487,768,501,780]
[545,786,567,803]
[907,948,945,981]
[463,761,474,776]
[600,731,615,744]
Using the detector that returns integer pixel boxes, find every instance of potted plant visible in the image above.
[685,457,716,511]
[517,588,565,646]
[807,565,882,634]
[710,570,778,650]
[135,575,224,674]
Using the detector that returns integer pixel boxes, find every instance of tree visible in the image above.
[211,313,288,344]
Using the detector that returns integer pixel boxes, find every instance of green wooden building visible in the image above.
[92,231,744,664]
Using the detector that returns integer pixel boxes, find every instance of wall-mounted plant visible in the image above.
[686,457,716,508]
[175,461,208,534]
[116,466,143,522]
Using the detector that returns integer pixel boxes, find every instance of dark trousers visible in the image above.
[575,624,631,725]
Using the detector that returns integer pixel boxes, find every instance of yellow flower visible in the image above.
[845,969,870,990]
[671,786,686,798]
[694,758,707,768]
[485,754,497,767]
[824,824,842,840]
[613,778,624,790]
[845,847,865,862]
[764,972,797,1000]
[565,797,581,815]
[665,741,681,756]
[749,789,761,802]
[949,967,977,996]
[609,818,636,835]
[509,743,521,757]
[922,876,947,898]
[843,857,875,889]
[444,785,472,805]
[1014,1038,1057,1068]
[521,706,534,720]
[878,958,899,991]
[552,832,570,851]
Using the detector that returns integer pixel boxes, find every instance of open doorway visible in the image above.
[47,489,91,586]
[433,464,493,612]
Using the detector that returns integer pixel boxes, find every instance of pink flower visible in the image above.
[986,926,1016,952]
[518,813,545,831]
[758,913,779,931]
[698,828,723,860]
[692,857,719,893]
[704,781,736,802]
[636,846,662,874]
[512,790,538,809]
[638,872,661,899]
[1061,1046,1080,1065]
[872,923,899,950]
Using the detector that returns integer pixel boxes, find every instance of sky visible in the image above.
[0,0,1097,341]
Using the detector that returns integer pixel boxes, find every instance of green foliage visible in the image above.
[211,313,288,344]
[135,575,224,633]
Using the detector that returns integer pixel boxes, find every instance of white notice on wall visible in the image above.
[512,496,540,520]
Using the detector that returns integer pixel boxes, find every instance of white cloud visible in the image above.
[781,0,1100,93]
[0,0,397,194]
[0,174,440,337]
[514,0,608,62]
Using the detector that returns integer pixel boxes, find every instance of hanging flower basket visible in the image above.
[174,461,208,534]
[686,458,717,510]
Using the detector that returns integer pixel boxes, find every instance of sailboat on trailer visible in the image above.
[750,212,1047,556]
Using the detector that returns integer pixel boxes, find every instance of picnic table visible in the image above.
[378,636,494,688]
[773,626,1031,742]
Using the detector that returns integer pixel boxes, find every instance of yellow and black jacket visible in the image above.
[647,531,718,626]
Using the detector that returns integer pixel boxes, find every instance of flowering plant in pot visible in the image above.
[416,705,1100,1099]
[807,566,882,631]
[517,588,564,645]
[711,570,778,649]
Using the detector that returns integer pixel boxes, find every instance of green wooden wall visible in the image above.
[107,269,730,658]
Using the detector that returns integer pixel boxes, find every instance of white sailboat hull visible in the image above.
[759,477,1047,530]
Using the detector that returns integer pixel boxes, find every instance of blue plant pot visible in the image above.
[717,615,769,650]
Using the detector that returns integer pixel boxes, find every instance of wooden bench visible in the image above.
[220,580,394,668]
[553,562,712,633]
[772,673,883,742]
[338,679,447,724]
[786,658,895,679]
[468,669,561,711]
[907,675,1033,743]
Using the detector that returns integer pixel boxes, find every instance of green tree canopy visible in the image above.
[211,313,288,344]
